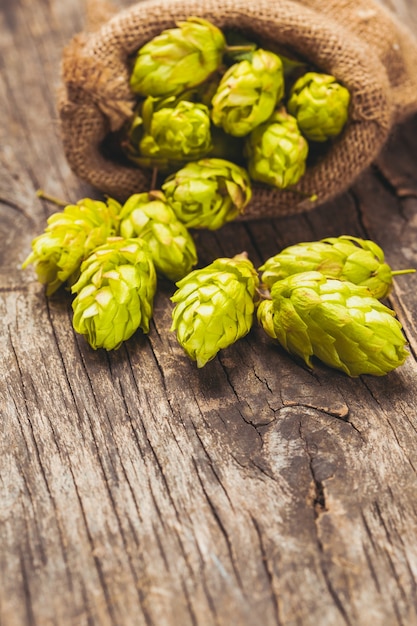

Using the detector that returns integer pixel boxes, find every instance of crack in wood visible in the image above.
[374,161,417,202]
[249,515,283,626]
[300,421,328,520]
[372,501,409,609]
[191,457,245,593]
[299,420,352,626]
[282,400,350,421]
[67,462,118,624]
[0,196,35,222]
[18,542,36,626]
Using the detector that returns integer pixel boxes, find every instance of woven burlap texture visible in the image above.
[58,0,417,219]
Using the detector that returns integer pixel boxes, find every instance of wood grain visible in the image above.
[1,1,417,624]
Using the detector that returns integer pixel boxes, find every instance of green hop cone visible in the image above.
[119,191,198,282]
[257,271,408,377]
[71,237,157,350]
[287,72,350,142]
[244,108,309,188]
[129,17,226,98]
[126,97,212,170]
[171,253,259,367]
[162,158,252,230]
[259,235,414,299]
[22,197,121,295]
[211,49,285,136]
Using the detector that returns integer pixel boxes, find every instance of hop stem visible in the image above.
[36,189,68,207]
[225,44,257,54]
[233,251,249,261]
[391,268,416,276]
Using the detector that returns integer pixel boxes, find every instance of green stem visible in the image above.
[36,189,68,207]
[392,269,416,276]
[224,44,257,60]
[225,44,257,53]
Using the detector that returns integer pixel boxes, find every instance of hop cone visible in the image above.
[258,271,408,377]
[129,17,226,98]
[127,98,212,170]
[287,72,350,142]
[119,191,197,282]
[22,197,121,295]
[259,235,399,299]
[71,237,157,350]
[211,49,285,136]
[244,108,309,188]
[162,158,252,230]
[171,254,259,367]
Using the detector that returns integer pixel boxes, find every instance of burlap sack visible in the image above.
[58,0,417,219]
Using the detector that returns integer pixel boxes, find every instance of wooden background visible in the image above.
[1,0,417,624]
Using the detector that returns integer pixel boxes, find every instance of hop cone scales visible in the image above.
[171,254,259,367]
[287,72,350,142]
[257,271,408,377]
[127,98,212,170]
[119,191,197,282]
[129,17,226,98]
[71,237,157,350]
[162,158,252,230]
[22,197,121,295]
[244,108,308,188]
[259,235,395,299]
[211,49,285,137]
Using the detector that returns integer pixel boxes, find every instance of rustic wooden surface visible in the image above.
[1,1,417,625]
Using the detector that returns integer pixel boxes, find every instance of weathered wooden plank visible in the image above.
[1,0,417,625]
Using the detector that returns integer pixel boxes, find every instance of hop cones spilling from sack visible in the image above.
[22,188,198,350]
[23,193,414,377]
[58,0,417,219]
